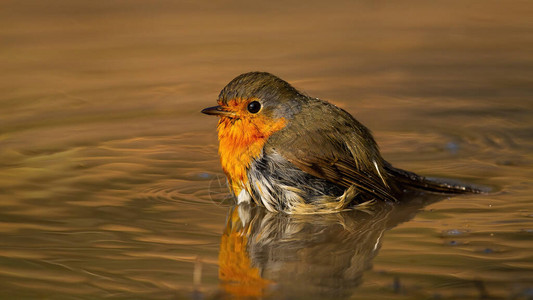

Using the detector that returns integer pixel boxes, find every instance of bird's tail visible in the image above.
[384,163,483,194]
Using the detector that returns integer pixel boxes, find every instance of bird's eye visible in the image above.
[247,101,261,114]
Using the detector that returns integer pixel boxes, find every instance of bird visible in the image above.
[202,72,480,214]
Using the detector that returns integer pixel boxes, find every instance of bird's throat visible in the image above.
[217,116,287,196]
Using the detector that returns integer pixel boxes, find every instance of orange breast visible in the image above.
[217,114,286,197]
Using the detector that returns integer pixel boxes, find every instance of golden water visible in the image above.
[1,1,532,299]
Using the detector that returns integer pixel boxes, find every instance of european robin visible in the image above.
[202,72,479,214]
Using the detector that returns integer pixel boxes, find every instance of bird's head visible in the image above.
[202,72,302,137]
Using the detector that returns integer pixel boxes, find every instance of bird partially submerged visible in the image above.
[202,72,481,214]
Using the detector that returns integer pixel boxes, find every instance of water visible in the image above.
[1,1,532,299]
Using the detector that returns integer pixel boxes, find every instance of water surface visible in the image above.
[1,1,532,299]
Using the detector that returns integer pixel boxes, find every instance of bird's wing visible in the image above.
[266,111,398,202]
[278,150,397,202]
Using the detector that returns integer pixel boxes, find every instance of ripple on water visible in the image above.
[0,132,229,298]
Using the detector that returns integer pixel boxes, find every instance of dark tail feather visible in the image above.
[384,163,483,194]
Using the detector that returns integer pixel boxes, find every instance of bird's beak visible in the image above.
[201,105,235,117]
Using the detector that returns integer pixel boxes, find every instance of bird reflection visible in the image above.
[218,192,444,299]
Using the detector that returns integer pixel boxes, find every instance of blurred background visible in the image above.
[0,0,532,299]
